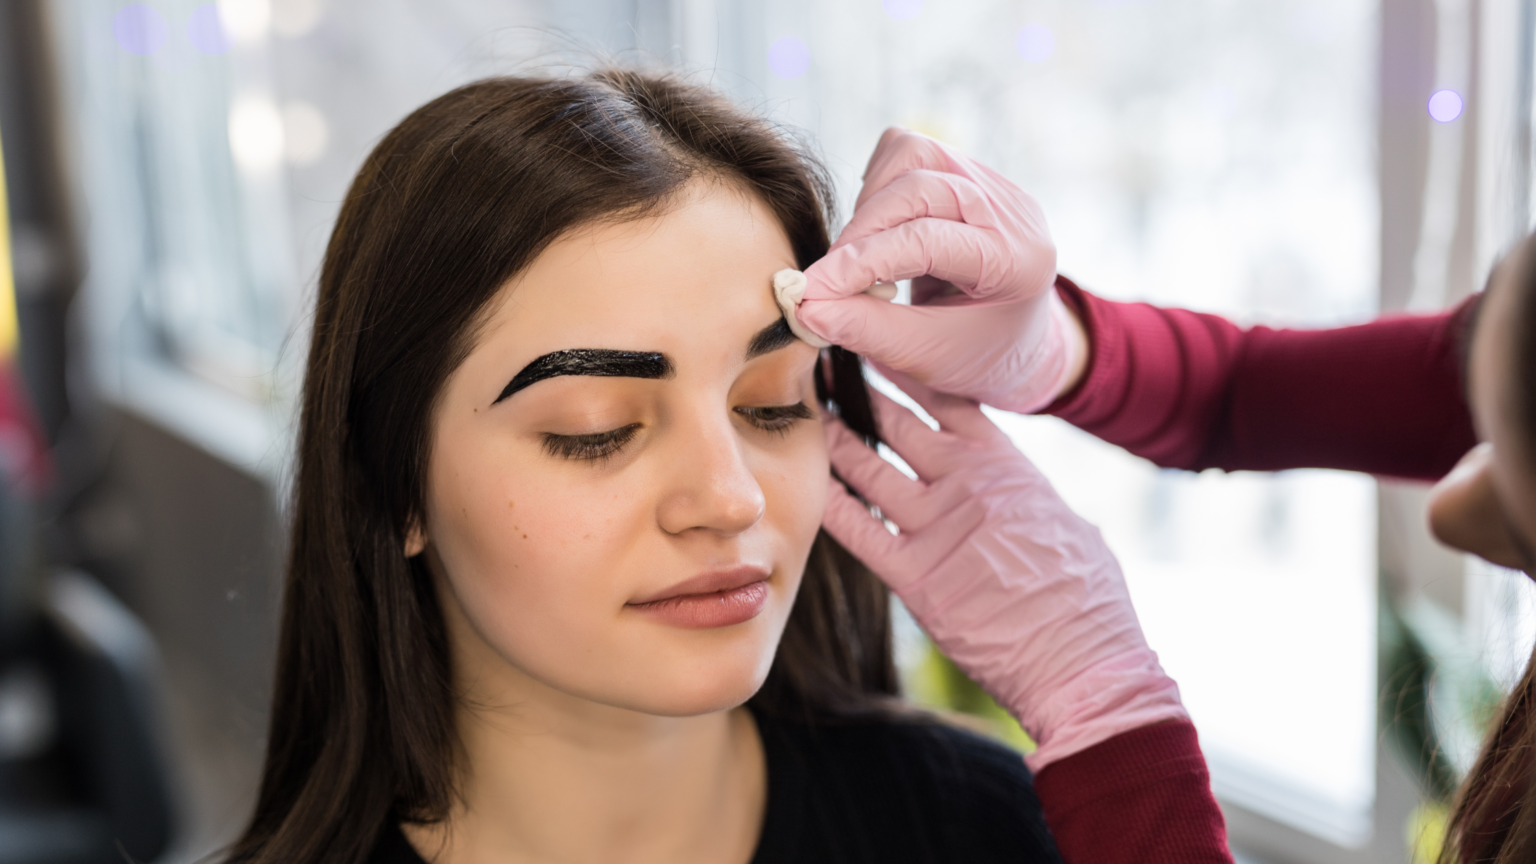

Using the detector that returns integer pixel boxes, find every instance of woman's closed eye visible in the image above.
[736,402,814,435]
[543,424,641,463]
[542,403,814,464]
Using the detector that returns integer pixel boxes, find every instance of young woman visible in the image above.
[226,72,1074,864]
[801,126,1536,862]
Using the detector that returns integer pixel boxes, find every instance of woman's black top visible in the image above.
[368,709,1064,864]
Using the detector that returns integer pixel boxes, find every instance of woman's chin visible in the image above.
[636,659,776,717]
[583,600,791,717]
[584,642,779,718]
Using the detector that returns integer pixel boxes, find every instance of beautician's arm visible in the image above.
[807,128,1473,861]
[1032,722,1226,862]
[798,126,1476,480]
[1002,284,1479,855]
[1046,277,1479,481]
[822,376,1232,864]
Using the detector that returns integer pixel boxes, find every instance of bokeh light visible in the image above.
[187,5,232,54]
[271,0,324,37]
[217,0,272,44]
[1016,24,1055,64]
[882,0,923,21]
[281,101,328,165]
[1428,89,1464,123]
[768,37,811,80]
[112,4,167,56]
[228,96,285,172]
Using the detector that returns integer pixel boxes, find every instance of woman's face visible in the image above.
[1429,255,1536,574]
[413,178,827,717]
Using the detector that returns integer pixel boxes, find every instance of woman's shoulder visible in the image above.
[764,708,1031,787]
[361,712,1062,864]
[751,709,1063,864]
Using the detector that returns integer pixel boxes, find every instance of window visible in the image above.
[50,0,297,470]
[749,0,1379,844]
[718,0,1382,848]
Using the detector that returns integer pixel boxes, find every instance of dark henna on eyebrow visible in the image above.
[496,317,793,405]
[494,349,673,404]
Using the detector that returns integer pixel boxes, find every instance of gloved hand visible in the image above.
[821,370,1187,771]
[797,128,1084,414]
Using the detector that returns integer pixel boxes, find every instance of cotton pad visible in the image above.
[772,269,899,350]
[772,269,829,348]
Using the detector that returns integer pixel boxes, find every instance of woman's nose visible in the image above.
[655,414,767,537]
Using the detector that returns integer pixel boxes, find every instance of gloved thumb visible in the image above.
[796,293,925,362]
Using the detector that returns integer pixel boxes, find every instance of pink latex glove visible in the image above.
[822,370,1188,771]
[797,128,1082,414]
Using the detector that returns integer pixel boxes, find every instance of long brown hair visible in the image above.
[227,70,897,864]
[1441,233,1536,862]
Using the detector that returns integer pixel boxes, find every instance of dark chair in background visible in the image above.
[0,472,175,864]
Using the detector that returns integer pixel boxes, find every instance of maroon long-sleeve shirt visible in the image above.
[1032,277,1479,863]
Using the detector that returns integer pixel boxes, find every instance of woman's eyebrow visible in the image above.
[746,318,796,360]
[496,319,793,404]
[494,349,674,404]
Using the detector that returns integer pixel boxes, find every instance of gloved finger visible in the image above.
[822,476,990,594]
[874,365,1003,442]
[883,492,992,591]
[821,476,903,572]
[854,127,977,211]
[864,399,988,517]
[825,419,957,531]
[805,218,1042,304]
[826,419,924,504]
[866,388,961,483]
[797,292,973,366]
[834,169,1001,250]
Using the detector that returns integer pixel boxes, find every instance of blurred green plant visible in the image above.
[1379,573,1507,862]
[904,570,1510,863]
[1407,801,1449,864]
[904,638,1037,754]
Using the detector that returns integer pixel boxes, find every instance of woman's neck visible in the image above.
[402,673,766,864]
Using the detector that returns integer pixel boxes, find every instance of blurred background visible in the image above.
[0,0,1529,862]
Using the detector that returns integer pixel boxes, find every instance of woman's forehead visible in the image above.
[481,181,796,363]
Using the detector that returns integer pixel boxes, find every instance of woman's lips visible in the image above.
[627,566,771,629]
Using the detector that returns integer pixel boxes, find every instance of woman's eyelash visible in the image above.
[543,404,811,462]
[736,402,814,434]
[542,424,641,462]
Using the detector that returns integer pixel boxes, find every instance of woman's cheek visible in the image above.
[426,443,648,651]
[760,424,830,569]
